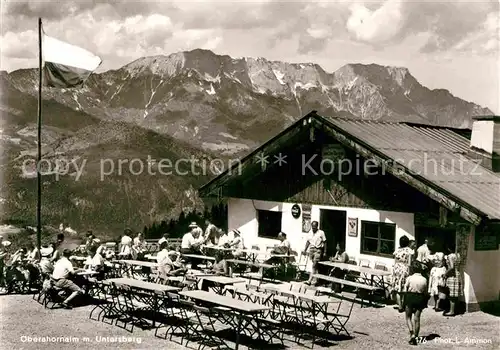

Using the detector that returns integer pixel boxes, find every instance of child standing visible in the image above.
[428,252,446,311]
[404,261,429,345]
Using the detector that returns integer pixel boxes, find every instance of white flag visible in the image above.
[42,33,101,88]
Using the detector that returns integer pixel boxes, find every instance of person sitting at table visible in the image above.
[181,223,205,269]
[0,238,8,288]
[84,245,106,279]
[273,232,291,254]
[329,243,349,292]
[217,230,231,247]
[104,247,115,260]
[84,231,98,253]
[265,232,292,265]
[228,229,245,258]
[95,243,107,257]
[51,249,84,309]
[50,234,65,264]
[39,246,55,277]
[5,248,30,291]
[330,242,349,263]
[27,243,40,262]
[133,232,146,259]
[25,243,40,286]
[204,230,232,275]
[181,223,204,252]
[121,228,132,242]
[75,245,87,256]
[118,234,134,259]
[158,233,169,246]
[157,242,187,278]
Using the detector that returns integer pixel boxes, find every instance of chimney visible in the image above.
[468,116,500,172]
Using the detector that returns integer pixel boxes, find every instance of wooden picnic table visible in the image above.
[117,260,158,268]
[258,284,338,304]
[318,261,391,289]
[312,273,381,307]
[116,260,158,279]
[319,261,391,276]
[179,290,270,350]
[200,275,245,294]
[239,249,264,256]
[70,256,88,261]
[225,259,274,269]
[106,277,179,327]
[106,277,179,292]
[180,289,269,312]
[202,245,235,251]
[182,254,216,261]
[76,269,99,276]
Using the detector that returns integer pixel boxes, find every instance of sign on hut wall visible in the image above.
[302,203,312,232]
[291,204,301,219]
[474,224,499,251]
[348,218,358,237]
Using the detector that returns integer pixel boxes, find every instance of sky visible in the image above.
[1,0,499,113]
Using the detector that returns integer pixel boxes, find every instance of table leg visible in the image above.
[235,314,243,350]
[152,294,157,328]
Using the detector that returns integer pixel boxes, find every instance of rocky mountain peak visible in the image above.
[124,52,186,76]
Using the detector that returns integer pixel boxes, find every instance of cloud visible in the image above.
[444,11,499,56]
[346,0,404,43]
[1,30,37,59]
[344,0,499,56]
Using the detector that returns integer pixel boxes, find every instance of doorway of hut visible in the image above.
[414,226,456,253]
[319,209,347,258]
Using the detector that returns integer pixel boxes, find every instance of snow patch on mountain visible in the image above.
[345,77,358,91]
[144,78,163,118]
[206,84,216,95]
[295,82,317,90]
[219,132,238,140]
[224,72,242,84]
[73,93,83,111]
[203,73,221,83]
[273,69,286,85]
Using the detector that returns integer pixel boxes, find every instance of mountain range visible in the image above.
[0,49,492,235]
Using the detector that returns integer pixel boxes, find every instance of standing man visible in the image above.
[303,221,327,286]
[416,238,430,263]
[204,219,219,246]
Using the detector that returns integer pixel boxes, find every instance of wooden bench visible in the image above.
[312,274,380,307]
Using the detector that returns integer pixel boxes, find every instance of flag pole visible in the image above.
[36,17,42,253]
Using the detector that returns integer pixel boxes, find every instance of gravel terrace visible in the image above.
[1,294,498,350]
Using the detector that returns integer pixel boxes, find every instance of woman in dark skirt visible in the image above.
[404,261,429,345]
